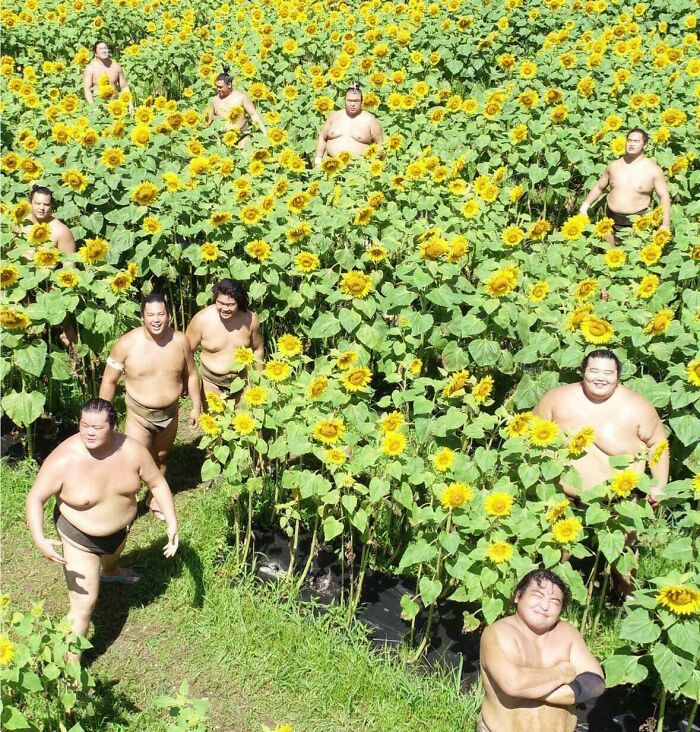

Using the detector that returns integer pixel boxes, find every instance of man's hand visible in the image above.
[36,537,66,564]
[557,661,577,685]
[579,203,589,215]
[189,406,200,428]
[163,527,179,558]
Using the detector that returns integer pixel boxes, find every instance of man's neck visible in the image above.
[31,214,53,224]
[143,326,173,345]
[513,614,559,638]
[623,152,644,164]
[580,382,617,405]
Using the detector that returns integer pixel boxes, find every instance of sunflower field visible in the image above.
[1,0,700,718]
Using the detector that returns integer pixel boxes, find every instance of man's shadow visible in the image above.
[83,539,204,666]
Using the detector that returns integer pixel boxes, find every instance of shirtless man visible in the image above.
[26,398,178,659]
[313,82,383,165]
[21,185,76,255]
[579,128,671,247]
[186,279,264,397]
[99,293,201,517]
[480,570,605,732]
[83,41,131,105]
[533,349,669,503]
[205,66,266,145]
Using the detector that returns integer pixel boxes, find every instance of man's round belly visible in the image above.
[482,697,575,732]
[326,135,369,157]
[200,351,237,377]
[606,189,651,214]
[125,377,182,408]
[564,448,646,495]
[59,495,137,536]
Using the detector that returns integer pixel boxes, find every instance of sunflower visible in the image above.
[440,482,473,509]
[528,220,551,240]
[277,334,302,358]
[484,491,514,517]
[131,181,159,206]
[365,244,388,262]
[561,214,588,240]
[595,218,615,238]
[244,386,268,406]
[656,585,700,616]
[340,271,373,299]
[644,308,674,336]
[528,281,550,302]
[0,634,15,665]
[265,360,291,381]
[131,124,150,146]
[198,413,221,436]
[286,221,312,243]
[142,216,161,235]
[529,417,560,447]
[487,541,513,564]
[552,518,582,544]
[546,499,570,524]
[62,168,88,192]
[506,412,532,437]
[205,391,225,414]
[233,346,255,367]
[56,270,79,288]
[200,242,220,261]
[581,316,614,344]
[101,147,125,168]
[648,439,668,468]
[639,243,662,266]
[78,238,109,265]
[381,430,407,456]
[380,411,404,434]
[610,469,640,497]
[472,375,494,404]
[442,370,470,398]
[0,308,31,331]
[687,359,700,387]
[342,366,372,392]
[287,191,311,215]
[484,265,519,297]
[324,448,347,466]
[232,412,255,435]
[519,61,537,78]
[27,222,50,246]
[604,249,626,268]
[568,426,595,456]
[0,264,20,289]
[433,448,455,472]
[307,376,328,400]
[574,279,599,302]
[110,271,132,293]
[312,418,345,444]
[294,251,319,273]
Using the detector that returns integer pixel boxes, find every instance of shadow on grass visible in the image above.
[84,539,204,666]
[87,677,139,729]
[167,441,206,494]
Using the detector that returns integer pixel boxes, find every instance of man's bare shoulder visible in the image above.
[49,433,83,461]
[361,110,379,123]
[249,310,260,327]
[482,616,520,642]
[50,218,72,234]
[555,619,584,639]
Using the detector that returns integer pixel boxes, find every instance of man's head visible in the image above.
[215,65,233,98]
[345,82,363,117]
[29,185,53,220]
[79,397,117,450]
[581,349,621,402]
[93,41,110,59]
[212,279,249,319]
[140,292,170,337]
[513,569,570,633]
[626,127,648,156]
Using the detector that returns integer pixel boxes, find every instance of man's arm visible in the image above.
[643,414,669,502]
[480,625,577,700]
[26,454,67,564]
[185,313,202,354]
[250,313,264,371]
[579,167,611,215]
[206,100,215,127]
[532,390,554,420]
[314,118,330,167]
[56,223,76,256]
[371,117,384,147]
[83,65,94,104]
[242,94,266,134]
[117,64,129,93]
[654,168,672,230]
[182,335,201,427]
[99,336,128,403]
[138,445,178,557]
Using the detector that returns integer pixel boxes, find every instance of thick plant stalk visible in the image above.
[286,517,300,580]
[591,562,611,636]
[295,514,319,590]
[580,547,602,633]
[656,687,667,732]
[347,524,374,621]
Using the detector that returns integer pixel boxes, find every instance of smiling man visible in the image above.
[100,293,201,517]
[533,349,669,504]
[186,279,264,398]
[479,570,605,732]
[579,127,671,247]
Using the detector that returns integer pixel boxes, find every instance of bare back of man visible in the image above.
[323,109,380,157]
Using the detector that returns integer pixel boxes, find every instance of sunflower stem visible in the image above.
[656,686,667,732]
[591,561,611,637]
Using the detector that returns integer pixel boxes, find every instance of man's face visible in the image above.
[582,357,619,401]
[215,294,238,319]
[515,579,565,633]
[95,42,110,60]
[79,410,113,450]
[345,92,362,116]
[626,132,646,155]
[216,80,231,98]
[142,301,169,337]
[30,193,52,221]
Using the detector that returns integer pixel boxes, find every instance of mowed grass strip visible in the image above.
[1,459,481,732]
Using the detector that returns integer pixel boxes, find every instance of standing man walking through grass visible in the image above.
[479,570,605,732]
[99,293,201,518]
[26,398,179,660]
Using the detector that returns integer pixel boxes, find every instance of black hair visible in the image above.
[627,127,649,144]
[93,40,108,54]
[216,64,233,85]
[212,278,249,312]
[80,397,117,427]
[346,81,363,99]
[28,185,53,204]
[582,349,621,376]
[514,569,570,612]
[140,291,171,315]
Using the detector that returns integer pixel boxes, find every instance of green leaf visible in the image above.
[662,537,693,564]
[1,390,45,426]
[308,312,341,339]
[602,653,648,687]
[419,576,442,606]
[482,596,504,624]
[200,458,221,482]
[1,706,31,730]
[60,690,78,712]
[540,546,561,568]
[667,619,700,653]
[50,351,73,381]
[398,539,438,571]
[19,669,44,692]
[652,642,694,692]
[619,608,661,644]
[669,415,700,447]
[14,341,47,377]
[338,308,362,333]
[350,508,368,533]
[322,516,343,542]
[467,339,501,366]
[598,530,625,562]
[517,463,539,489]
[400,593,420,621]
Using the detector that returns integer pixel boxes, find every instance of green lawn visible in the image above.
[1,445,481,732]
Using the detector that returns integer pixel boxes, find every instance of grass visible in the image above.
[1,430,482,732]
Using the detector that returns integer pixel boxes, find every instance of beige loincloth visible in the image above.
[199,362,236,389]
[125,391,178,434]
